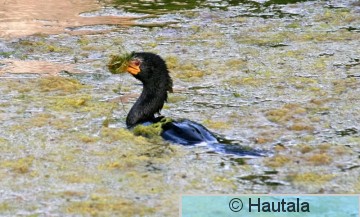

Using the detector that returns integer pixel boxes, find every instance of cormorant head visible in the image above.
[124,52,173,127]
[126,52,173,93]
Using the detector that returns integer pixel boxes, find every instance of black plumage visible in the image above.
[123,52,264,157]
[126,52,172,127]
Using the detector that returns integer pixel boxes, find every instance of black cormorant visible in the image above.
[123,52,263,157]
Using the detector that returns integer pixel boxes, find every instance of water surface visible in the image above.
[0,0,359,216]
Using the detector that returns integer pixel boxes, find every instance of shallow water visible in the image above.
[0,0,134,38]
[0,0,360,216]
[112,0,315,15]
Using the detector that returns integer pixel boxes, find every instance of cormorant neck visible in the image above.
[126,79,170,128]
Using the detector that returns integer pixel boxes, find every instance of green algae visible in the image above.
[133,117,173,138]
[133,124,163,138]
[225,76,265,87]
[107,52,134,74]
[61,173,101,184]
[315,8,357,24]
[289,172,335,184]
[77,133,99,143]
[165,56,179,70]
[100,127,149,144]
[173,63,205,80]
[47,95,90,111]
[265,103,307,124]
[167,94,187,104]
[39,77,84,93]
[164,56,207,81]
[77,36,91,47]
[0,137,8,144]
[66,195,154,217]
[202,119,231,130]
[29,113,54,127]
[288,123,314,132]
[296,144,314,154]
[332,77,358,95]
[225,59,248,70]
[307,153,332,166]
[1,156,35,174]
[265,155,292,168]
[236,32,291,47]
[16,39,71,54]
[0,51,13,58]
[101,155,150,170]
[177,69,205,80]
[0,203,11,212]
[43,93,118,119]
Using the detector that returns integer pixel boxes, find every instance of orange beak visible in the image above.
[126,61,141,75]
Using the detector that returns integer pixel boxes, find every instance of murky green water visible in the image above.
[112,0,315,14]
[0,0,360,216]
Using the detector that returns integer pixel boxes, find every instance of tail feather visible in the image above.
[161,119,266,157]
[208,143,265,157]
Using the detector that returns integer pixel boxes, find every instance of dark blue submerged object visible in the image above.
[123,52,265,157]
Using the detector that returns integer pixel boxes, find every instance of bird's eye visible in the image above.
[133,60,140,66]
